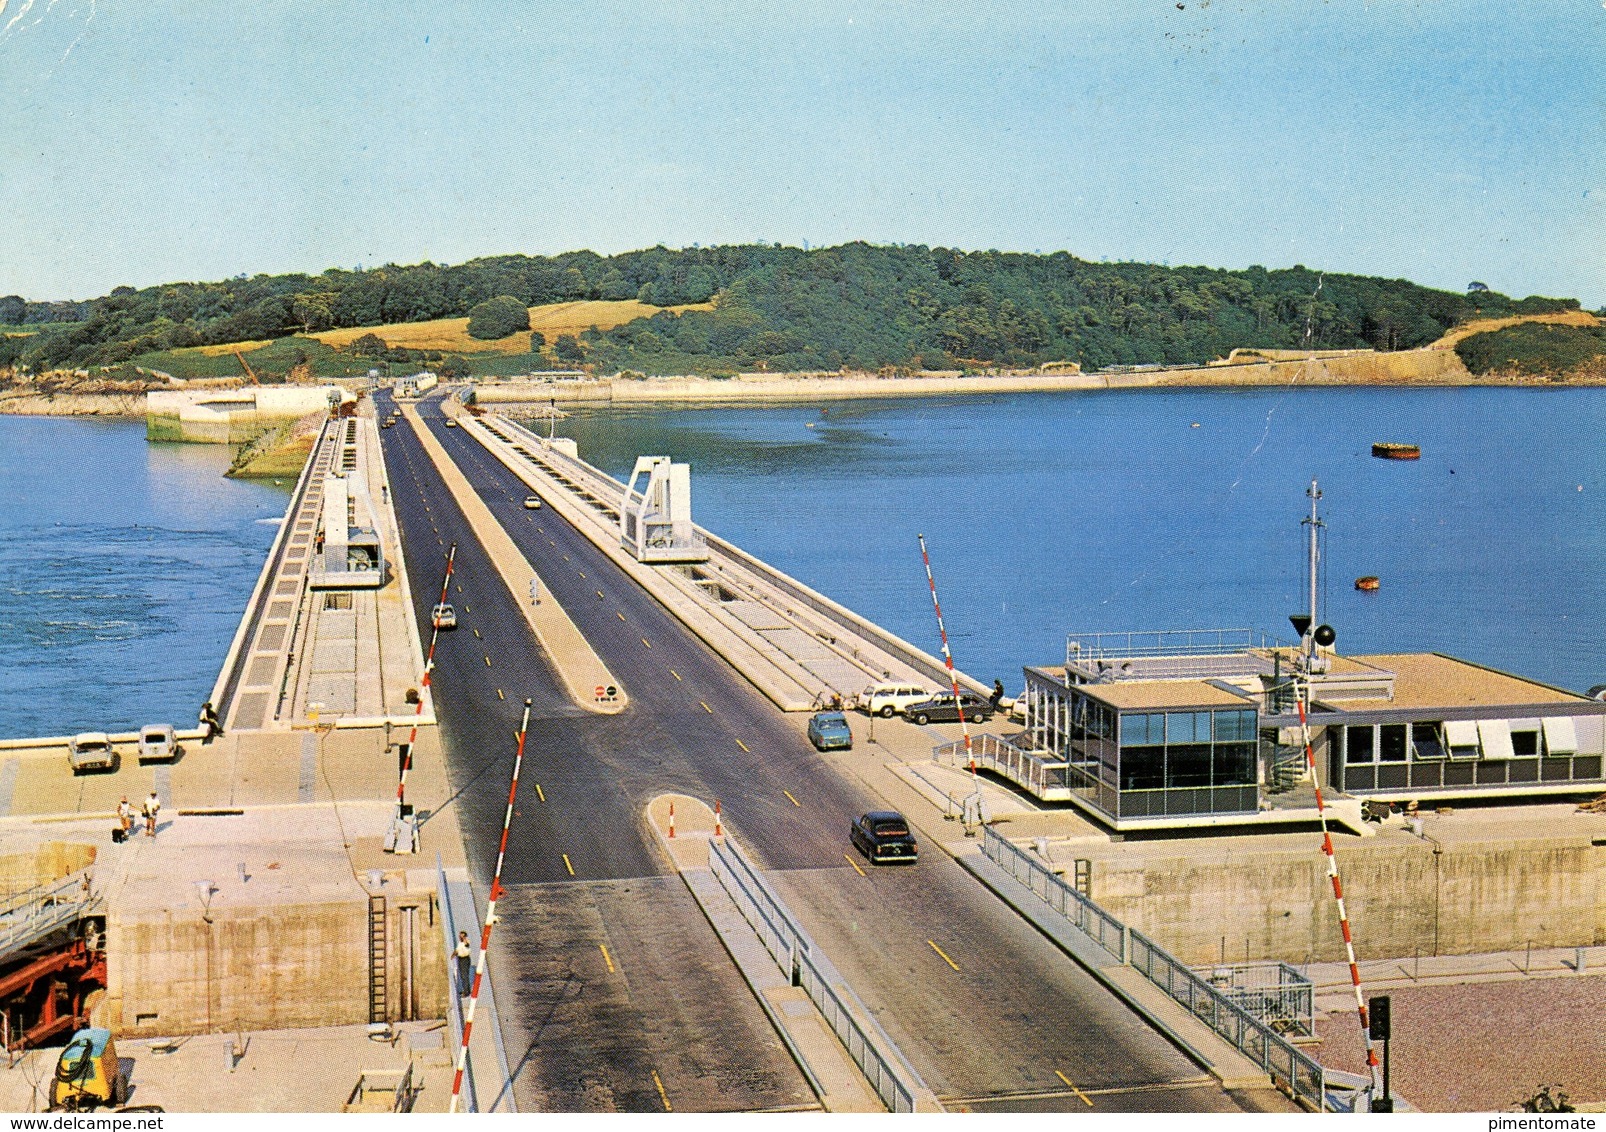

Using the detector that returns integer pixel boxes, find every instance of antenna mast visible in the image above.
[1302,479,1325,673]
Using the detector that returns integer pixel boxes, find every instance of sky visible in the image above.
[1,0,1602,306]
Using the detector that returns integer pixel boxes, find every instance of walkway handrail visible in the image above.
[981,826,1333,1111]
[0,869,99,960]
[708,836,929,1113]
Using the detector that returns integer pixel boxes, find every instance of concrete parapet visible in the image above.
[147,387,351,444]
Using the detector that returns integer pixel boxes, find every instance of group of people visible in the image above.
[117,792,161,839]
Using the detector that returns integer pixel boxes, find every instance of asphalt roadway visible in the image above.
[373,390,1288,1114]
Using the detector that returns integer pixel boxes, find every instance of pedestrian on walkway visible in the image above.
[990,679,1005,713]
[142,791,161,838]
[200,701,223,742]
[116,796,133,839]
[455,931,473,996]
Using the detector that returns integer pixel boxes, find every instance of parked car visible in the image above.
[431,603,457,630]
[523,495,542,510]
[807,711,853,751]
[859,682,934,719]
[68,732,116,774]
[137,724,178,764]
[850,811,918,864]
[444,419,458,428]
[382,420,395,429]
[902,690,992,726]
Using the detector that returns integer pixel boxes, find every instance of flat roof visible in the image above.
[1073,679,1254,712]
[1332,653,1595,712]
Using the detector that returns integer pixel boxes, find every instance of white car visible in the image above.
[432,603,457,630]
[523,495,542,510]
[859,683,936,719]
[137,724,178,764]
[68,732,116,774]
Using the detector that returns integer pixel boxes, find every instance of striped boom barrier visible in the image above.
[449,698,532,1113]
[395,543,456,827]
[1297,683,1383,1098]
[917,535,977,778]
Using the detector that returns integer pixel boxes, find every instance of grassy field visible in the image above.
[1430,309,1599,349]
[131,336,376,380]
[310,299,710,355]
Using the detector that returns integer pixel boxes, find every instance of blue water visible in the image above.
[548,387,1606,696]
[0,417,287,739]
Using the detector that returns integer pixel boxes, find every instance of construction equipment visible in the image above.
[49,1027,127,1111]
[232,347,259,384]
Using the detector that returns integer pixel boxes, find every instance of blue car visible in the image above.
[807,710,853,751]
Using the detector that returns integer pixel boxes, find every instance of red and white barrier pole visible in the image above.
[449,697,531,1113]
[714,799,722,838]
[668,801,675,839]
[1297,683,1383,1097]
[395,544,456,825]
[917,534,976,777]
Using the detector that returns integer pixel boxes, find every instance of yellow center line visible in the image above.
[843,853,866,877]
[599,943,616,974]
[595,589,604,599]
[735,738,750,753]
[641,638,652,649]
[484,655,492,667]
[497,688,505,700]
[464,606,471,613]
[473,628,481,638]
[562,555,570,561]
[670,669,681,681]
[456,584,462,593]
[578,570,586,578]
[535,783,545,803]
[1055,1070,1094,1106]
[928,939,961,971]
[617,611,625,621]
[782,789,800,807]
[700,701,713,714]
[651,1070,671,1112]
[562,853,575,876]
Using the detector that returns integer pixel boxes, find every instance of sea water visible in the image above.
[0,417,287,739]
[547,386,1606,696]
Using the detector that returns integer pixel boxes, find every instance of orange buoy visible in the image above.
[1355,575,1380,592]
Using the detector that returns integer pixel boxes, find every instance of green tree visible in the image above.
[553,334,584,362]
[466,295,530,340]
[529,331,546,351]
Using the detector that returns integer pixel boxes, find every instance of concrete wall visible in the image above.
[146,388,348,444]
[1087,835,1606,966]
[0,842,96,890]
[105,889,446,1036]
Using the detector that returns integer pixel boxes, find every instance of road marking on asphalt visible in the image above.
[700,701,712,714]
[484,655,492,667]
[465,606,471,613]
[782,789,800,807]
[928,939,961,971]
[735,738,750,753]
[616,611,626,621]
[473,628,481,638]
[599,943,616,974]
[1055,1070,1094,1106]
[651,1070,671,1112]
[578,570,586,578]
[562,853,575,876]
[843,854,866,877]
[641,638,652,649]
[670,669,681,681]
[563,555,570,561]
[497,688,504,700]
[596,590,604,599]
[535,783,545,803]
[456,584,463,593]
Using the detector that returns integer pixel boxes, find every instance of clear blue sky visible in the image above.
[2,0,1601,306]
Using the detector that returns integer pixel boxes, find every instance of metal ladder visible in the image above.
[367,895,387,1024]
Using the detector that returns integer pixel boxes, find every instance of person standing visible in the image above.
[142,791,161,838]
[116,796,133,839]
[990,679,1005,713]
[454,931,473,997]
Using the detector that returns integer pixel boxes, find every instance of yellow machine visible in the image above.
[50,1027,127,1111]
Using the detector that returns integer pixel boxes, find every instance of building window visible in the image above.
[1412,722,1446,760]
[1346,725,1375,764]
[1511,729,1539,757]
[1380,724,1409,762]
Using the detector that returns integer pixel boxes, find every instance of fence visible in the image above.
[1198,962,1315,1037]
[0,869,99,961]
[932,733,1072,800]
[980,827,1331,1111]
[708,836,926,1113]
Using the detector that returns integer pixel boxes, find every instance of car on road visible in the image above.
[137,724,178,764]
[444,419,458,428]
[523,495,542,510]
[382,420,395,429]
[68,732,116,775]
[431,603,457,630]
[850,811,918,864]
[858,682,934,719]
[902,690,992,726]
[806,711,852,751]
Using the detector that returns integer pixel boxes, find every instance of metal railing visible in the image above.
[0,869,99,961]
[708,836,926,1113]
[980,827,1331,1111]
[1065,628,1280,663]
[1194,962,1315,1037]
[932,733,1071,799]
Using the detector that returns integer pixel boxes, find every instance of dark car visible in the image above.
[902,690,991,726]
[850,811,918,864]
[807,711,853,751]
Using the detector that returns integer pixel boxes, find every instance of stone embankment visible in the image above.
[226,409,326,477]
